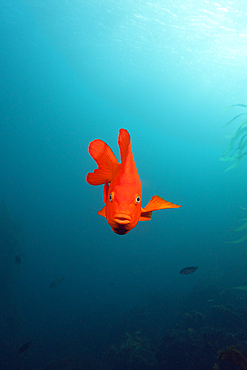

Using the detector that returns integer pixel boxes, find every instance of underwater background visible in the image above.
[1,0,247,369]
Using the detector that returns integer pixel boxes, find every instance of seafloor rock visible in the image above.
[208,304,244,332]
[156,304,247,370]
[44,356,96,370]
[180,310,205,330]
[102,331,157,370]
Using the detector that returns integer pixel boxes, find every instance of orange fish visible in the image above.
[86,129,181,235]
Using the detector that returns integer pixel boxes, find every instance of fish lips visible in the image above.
[113,213,132,225]
[111,214,132,235]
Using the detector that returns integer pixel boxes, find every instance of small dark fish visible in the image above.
[180,266,198,275]
[18,341,31,353]
[49,277,64,288]
[15,255,22,265]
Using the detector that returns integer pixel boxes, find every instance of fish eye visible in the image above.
[135,195,141,204]
[109,193,114,202]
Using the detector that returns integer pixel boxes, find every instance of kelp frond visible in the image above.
[221,105,247,170]
[223,113,247,128]
[227,234,247,244]
[232,286,247,291]
[233,219,247,232]
[227,207,247,244]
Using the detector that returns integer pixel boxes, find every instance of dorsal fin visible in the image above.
[86,139,120,185]
[118,129,131,163]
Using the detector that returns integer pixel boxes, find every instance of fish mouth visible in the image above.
[113,214,131,224]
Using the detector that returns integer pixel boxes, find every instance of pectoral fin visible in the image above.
[140,195,181,219]
[139,211,153,221]
[97,205,107,218]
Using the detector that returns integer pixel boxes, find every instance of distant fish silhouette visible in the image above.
[15,255,22,265]
[18,341,31,353]
[180,266,198,275]
[49,277,64,288]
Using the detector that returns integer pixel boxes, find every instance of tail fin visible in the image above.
[86,139,120,185]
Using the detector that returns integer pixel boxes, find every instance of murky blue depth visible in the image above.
[1,1,247,369]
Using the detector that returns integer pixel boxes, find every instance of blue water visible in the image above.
[1,1,247,369]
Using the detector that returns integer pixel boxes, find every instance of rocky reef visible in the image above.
[156,304,247,369]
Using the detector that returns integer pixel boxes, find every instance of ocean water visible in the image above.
[1,1,247,369]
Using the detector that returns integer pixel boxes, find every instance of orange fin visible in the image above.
[86,139,120,185]
[140,211,153,221]
[142,195,181,213]
[118,129,131,162]
[97,205,107,218]
[103,182,109,204]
